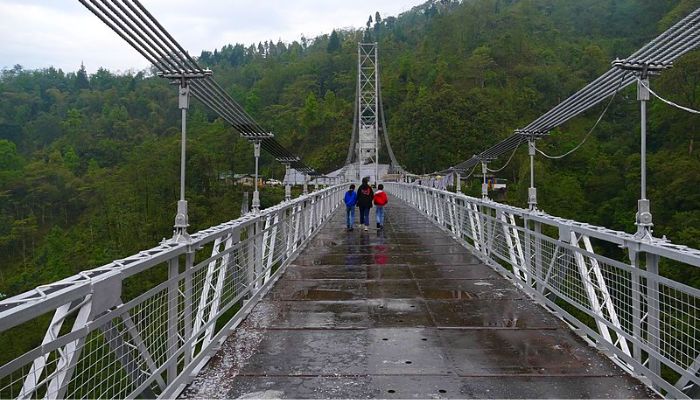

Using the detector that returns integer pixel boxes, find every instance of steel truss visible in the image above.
[387,182,700,399]
[355,42,379,183]
[0,185,344,399]
[344,42,403,180]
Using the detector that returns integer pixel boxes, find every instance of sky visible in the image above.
[0,0,419,74]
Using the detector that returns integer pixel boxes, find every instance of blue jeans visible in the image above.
[359,207,370,226]
[346,206,355,228]
[376,206,385,226]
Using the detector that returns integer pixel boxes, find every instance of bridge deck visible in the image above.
[182,199,654,399]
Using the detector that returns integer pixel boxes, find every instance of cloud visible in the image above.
[0,0,416,73]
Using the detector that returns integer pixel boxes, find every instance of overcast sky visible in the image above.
[0,0,419,74]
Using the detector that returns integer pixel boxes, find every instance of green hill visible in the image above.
[1,0,699,297]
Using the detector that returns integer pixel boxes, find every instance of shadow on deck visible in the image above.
[181,199,654,399]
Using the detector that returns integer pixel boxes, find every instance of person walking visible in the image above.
[356,177,374,231]
[373,184,388,229]
[344,184,358,231]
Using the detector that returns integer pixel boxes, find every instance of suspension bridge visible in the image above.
[1,1,699,399]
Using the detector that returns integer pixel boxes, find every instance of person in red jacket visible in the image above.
[373,184,388,229]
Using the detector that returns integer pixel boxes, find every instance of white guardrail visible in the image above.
[386,182,700,399]
[0,185,344,399]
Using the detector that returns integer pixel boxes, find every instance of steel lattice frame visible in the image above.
[343,42,402,179]
[355,42,379,183]
[0,185,345,399]
[387,182,700,399]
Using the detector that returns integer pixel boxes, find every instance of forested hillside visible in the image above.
[1,0,699,298]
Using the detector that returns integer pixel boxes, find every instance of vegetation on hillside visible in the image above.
[1,0,699,298]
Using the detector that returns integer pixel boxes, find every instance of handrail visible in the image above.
[0,185,344,399]
[386,182,700,399]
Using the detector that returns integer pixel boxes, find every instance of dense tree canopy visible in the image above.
[1,0,699,297]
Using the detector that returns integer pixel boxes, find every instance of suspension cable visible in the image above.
[81,0,318,174]
[486,143,521,173]
[536,73,627,160]
[439,8,700,174]
[639,79,700,115]
[461,163,479,180]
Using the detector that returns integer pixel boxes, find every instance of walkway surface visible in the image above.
[181,199,655,399]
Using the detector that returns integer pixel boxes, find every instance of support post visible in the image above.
[183,249,194,367]
[374,42,379,186]
[166,257,179,384]
[528,138,538,211]
[303,174,309,195]
[646,252,661,388]
[284,163,292,201]
[156,70,211,242]
[628,248,643,366]
[481,161,488,200]
[252,141,261,213]
[357,145,361,182]
[455,171,461,193]
[243,133,273,213]
[611,58,672,239]
[635,76,653,239]
[173,82,191,242]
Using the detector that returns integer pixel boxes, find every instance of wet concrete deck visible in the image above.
[181,200,655,399]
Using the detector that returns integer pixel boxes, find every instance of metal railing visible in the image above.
[0,185,344,399]
[386,182,700,399]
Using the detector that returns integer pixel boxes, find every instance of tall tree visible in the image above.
[327,30,341,53]
[74,62,90,90]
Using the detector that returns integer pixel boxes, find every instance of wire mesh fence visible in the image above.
[0,185,343,399]
[386,182,700,399]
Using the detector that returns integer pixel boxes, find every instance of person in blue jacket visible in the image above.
[344,184,358,231]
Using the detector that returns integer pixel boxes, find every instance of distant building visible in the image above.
[233,174,264,188]
[218,171,234,185]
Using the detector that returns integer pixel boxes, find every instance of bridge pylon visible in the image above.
[344,42,402,184]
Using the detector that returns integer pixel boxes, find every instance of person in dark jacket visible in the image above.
[343,184,358,231]
[356,177,374,231]
[373,184,388,229]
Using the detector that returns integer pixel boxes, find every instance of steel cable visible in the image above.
[536,73,627,159]
[641,79,700,115]
[438,8,700,176]
[82,0,317,174]
[486,143,522,173]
